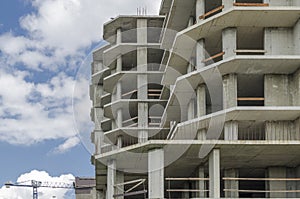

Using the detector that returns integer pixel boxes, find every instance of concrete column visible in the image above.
[115,171,124,199]
[116,28,122,44]
[138,103,148,143]
[297,166,300,198]
[267,167,287,198]
[295,118,300,141]
[117,135,123,148]
[265,121,294,140]
[107,159,116,199]
[116,81,122,100]
[196,39,206,69]
[222,27,237,59]
[292,69,300,106]
[224,121,238,140]
[223,0,234,10]
[197,84,206,117]
[264,75,291,106]
[209,149,220,198]
[224,169,239,198]
[195,166,206,198]
[287,168,297,198]
[182,182,189,198]
[264,28,293,55]
[294,20,300,54]
[188,16,194,27]
[197,129,207,140]
[196,0,205,23]
[137,19,147,43]
[116,55,122,72]
[188,98,195,120]
[116,109,122,128]
[223,74,237,109]
[148,148,164,199]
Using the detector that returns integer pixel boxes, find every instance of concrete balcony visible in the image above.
[103,71,164,93]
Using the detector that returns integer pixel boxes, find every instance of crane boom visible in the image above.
[5,180,75,199]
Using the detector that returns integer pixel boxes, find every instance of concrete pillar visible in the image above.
[297,166,300,198]
[294,20,300,54]
[264,75,291,106]
[292,69,300,106]
[223,74,237,109]
[107,159,116,199]
[117,135,123,149]
[266,167,287,198]
[148,148,164,199]
[223,0,234,10]
[196,0,205,23]
[264,28,293,55]
[138,102,148,143]
[116,55,122,72]
[224,121,238,140]
[188,16,194,27]
[197,84,206,117]
[197,129,207,140]
[209,149,220,198]
[222,27,237,59]
[137,19,147,43]
[182,182,189,198]
[195,166,206,198]
[188,98,195,120]
[116,109,122,128]
[115,171,124,199]
[196,39,206,69]
[287,168,297,198]
[224,169,239,198]
[265,121,294,140]
[116,28,122,44]
[295,118,300,141]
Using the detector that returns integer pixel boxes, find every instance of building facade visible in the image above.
[90,0,300,198]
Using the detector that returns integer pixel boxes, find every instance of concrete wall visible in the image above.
[264,75,291,106]
[292,69,300,106]
[264,28,294,55]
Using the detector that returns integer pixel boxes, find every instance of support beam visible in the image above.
[209,149,220,198]
[224,169,239,198]
[148,148,164,199]
[223,74,237,109]
[222,27,237,59]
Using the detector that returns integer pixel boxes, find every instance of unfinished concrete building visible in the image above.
[90,0,300,198]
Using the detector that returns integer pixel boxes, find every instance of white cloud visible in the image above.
[0,170,75,199]
[52,136,80,154]
[0,0,161,151]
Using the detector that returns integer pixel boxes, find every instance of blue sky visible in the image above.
[0,0,161,198]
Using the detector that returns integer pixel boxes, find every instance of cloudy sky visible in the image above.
[0,0,161,198]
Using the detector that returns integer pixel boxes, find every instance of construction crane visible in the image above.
[5,180,75,199]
